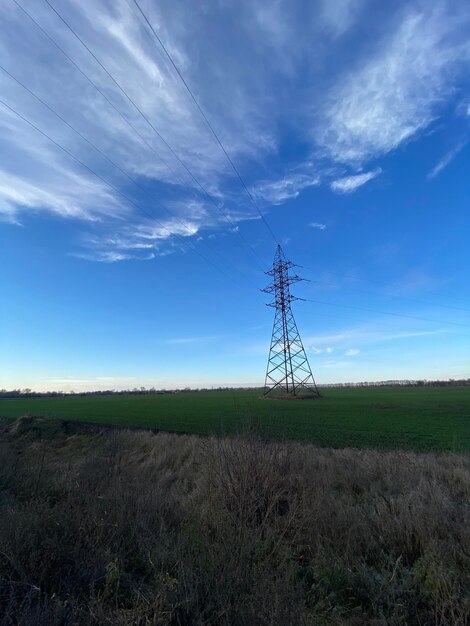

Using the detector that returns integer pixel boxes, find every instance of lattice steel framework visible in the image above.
[262,245,320,397]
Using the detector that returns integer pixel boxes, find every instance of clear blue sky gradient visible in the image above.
[1,0,469,390]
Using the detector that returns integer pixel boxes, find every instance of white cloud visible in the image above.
[225,325,453,361]
[0,0,280,250]
[46,377,136,384]
[345,348,360,356]
[387,269,444,294]
[1,0,470,262]
[317,3,470,163]
[311,345,333,354]
[322,360,353,368]
[0,165,125,223]
[72,250,155,263]
[427,141,466,179]
[320,0,363,38]
[455,98,470,118]
[305,326,450,352]
[165,334,224,345]
[309,222,326,230]
[330,168,382,193]
[252,173,320,205]
[74,216,201,261]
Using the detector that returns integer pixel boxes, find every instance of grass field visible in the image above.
[1,386,469,451]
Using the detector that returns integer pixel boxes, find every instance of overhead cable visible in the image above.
[0,63,260,288]
[308,277,470,315]
[305,298,470,329]
[41,0,267,270]
[10,0,263,275]
[0,97,253,287]
[131,0,279,245]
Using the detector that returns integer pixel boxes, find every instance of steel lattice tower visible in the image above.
[262,245,320,398]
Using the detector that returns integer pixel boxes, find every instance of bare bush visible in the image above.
[0,418,468,625]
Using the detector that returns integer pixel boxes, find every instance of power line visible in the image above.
[10,0,186,188]
[8,0,265,286]
[307,277,470,314]
[131,0,279,245]
[0,97,251,287]
[41,0,267,270]
[305,298,470,329]
[10,0,265,270]
[11,3,465,351]
[10,0,258,272]
[0,62,260,289]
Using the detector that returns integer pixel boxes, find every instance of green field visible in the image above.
[1,386,470,451]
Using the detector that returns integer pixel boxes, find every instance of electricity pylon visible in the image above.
[262,245,320,398]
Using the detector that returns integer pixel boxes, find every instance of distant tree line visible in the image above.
[319,379,470,389]
[0,386,262,399]
[1,379,469,398]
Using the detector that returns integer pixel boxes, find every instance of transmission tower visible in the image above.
[262,245,320,398]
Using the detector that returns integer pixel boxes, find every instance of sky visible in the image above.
[1,0,470,391]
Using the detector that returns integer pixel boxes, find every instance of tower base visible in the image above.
[262,387,321,400]
[262,394,322,401]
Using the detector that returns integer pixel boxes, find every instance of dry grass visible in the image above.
[0,417,469,625]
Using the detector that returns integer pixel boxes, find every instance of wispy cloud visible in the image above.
[345,348,360,356]
[0,0,279,248]
[46,377,137,384]
[72,250,155,263]
[330,168,382,193]
[320,0,363,38]
[387,269,445,294]
[71,216,201,261]
[165,334,224,345]
[305,326,451,351]
[427,141,466,179]
[243,323,451,360]
[312,346,333,354]
[252,173,320,205]
[1,0,469,261]
[317,3,470,163]
[321,360,353,368]
[309,222,326,230]
[0,108,128,223]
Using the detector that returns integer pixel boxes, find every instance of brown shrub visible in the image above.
[0,419,468,625]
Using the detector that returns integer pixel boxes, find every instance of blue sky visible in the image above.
[1,0,470,391]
